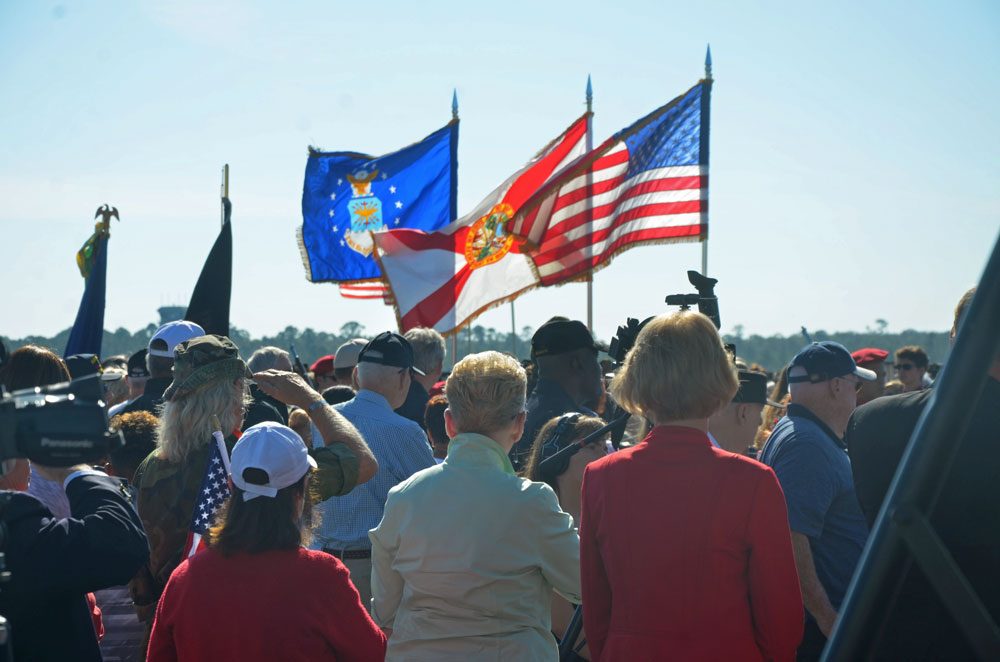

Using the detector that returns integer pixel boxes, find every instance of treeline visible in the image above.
[721,329,951,374]
[3,323,951,374]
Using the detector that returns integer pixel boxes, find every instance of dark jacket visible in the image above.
[845,378,1000,660]
[511,379,594,470]
[121,376,172,416]
[0,474,150,662]
[243,384,289,429]
[395,379,429,427]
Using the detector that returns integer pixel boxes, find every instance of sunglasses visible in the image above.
[896,363,914,371]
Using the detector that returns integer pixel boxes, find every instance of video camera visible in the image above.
[609,270,722,365]
[0,377,122,468]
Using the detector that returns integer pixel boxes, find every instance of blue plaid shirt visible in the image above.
[311,389,435,550]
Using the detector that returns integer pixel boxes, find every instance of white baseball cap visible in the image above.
[148,320,206,358]
[333,338,369,370]
[231,422,317,501]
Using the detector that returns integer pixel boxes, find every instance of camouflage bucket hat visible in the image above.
[163,334,252,402]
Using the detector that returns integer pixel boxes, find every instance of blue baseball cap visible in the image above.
[787,341,877,384]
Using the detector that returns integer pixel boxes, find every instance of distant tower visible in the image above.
[157,306,186,325]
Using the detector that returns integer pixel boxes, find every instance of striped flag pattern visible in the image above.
[338,282,390,302]
[512,80,710,286]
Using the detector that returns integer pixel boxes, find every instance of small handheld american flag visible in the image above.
[185,423,233,557]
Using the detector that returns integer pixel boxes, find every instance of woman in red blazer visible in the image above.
[580,312,803,661]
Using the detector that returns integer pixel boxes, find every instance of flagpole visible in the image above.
[221,164,229,228]
[585,75,595,331]
[701,46,712,276]
[450,89,461,370]
[510,302,517,356]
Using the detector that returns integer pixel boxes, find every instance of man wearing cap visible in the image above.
[758,341,875,660]
[122,320,205,416]
[311,354,337,391]
[312,331,435,610]
[709,370,780,455]
[851,347,889,406]
[109,349,151,417]
[511,318,604,470]
[332,338,369,387]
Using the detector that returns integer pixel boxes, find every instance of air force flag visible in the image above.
[299,121,458,283]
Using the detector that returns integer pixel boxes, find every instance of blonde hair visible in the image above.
[156,378,249,464]
[445,351,526,435]
[610,311,738,423]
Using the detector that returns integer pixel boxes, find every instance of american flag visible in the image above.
[185,434,232,557]
[338,282,391,302]
[511,80,710,286]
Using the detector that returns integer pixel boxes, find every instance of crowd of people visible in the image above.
[0,284,996,661]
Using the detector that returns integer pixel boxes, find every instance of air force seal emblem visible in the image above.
[344,169,383,257]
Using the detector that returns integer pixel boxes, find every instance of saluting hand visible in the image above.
[253,370,323,410]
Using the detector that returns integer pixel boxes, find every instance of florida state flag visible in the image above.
[374,116,588,334]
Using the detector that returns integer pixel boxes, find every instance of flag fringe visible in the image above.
[441,281,540,338]
[296,226,315,283]
[297,226,394,289]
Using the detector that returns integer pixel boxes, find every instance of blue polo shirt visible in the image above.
[759,404,869,609]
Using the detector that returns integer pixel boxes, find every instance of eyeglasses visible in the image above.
[896,363,914,371]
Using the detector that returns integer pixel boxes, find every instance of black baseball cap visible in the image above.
[787,341,876,384]
[358,332,425,376]
[733,370,782,407]
[65,354,102,379]
[531,318,598,358]
[127,349,150,379]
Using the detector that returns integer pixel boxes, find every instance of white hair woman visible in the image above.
[579,311,804,660]
[370,351,581,660]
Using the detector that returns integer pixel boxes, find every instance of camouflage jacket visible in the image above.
[129,438,359,623]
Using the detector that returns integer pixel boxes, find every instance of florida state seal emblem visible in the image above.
[465,203,515,270]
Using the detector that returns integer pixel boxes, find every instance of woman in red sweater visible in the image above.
[147,422,386,662]
[580,312,803,661]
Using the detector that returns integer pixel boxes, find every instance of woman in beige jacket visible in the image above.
[370,351,582,661]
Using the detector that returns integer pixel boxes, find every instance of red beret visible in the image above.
[852,347,889,366]
[310,354,335,375]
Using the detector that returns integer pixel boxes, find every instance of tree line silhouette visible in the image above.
[3,321,951,375]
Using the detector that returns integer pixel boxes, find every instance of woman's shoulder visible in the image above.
[711,448,781,488]
[295,547,351,576]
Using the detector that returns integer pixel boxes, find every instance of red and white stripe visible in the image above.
[514,143,707,286]
[339,282,391,303]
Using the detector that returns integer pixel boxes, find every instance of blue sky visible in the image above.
[1,1,997,344]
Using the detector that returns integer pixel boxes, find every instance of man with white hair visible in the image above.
[395,327,446,425]
[312,332,435,609]
[709,370,778,455]
[758,341,875,660]
[244,346,293,427]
